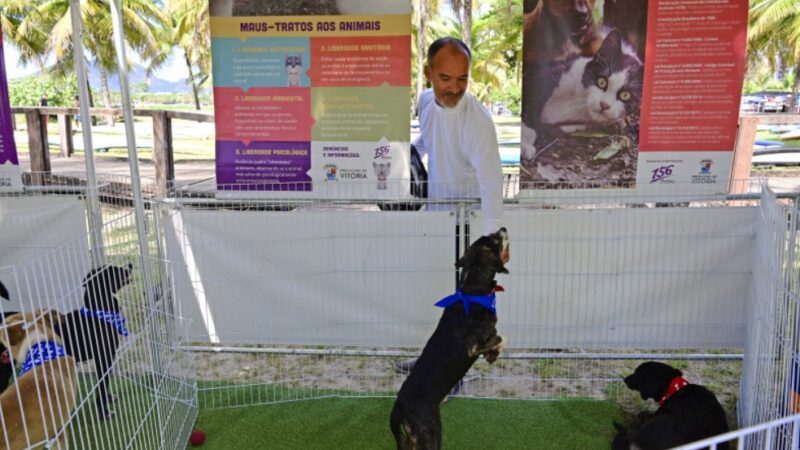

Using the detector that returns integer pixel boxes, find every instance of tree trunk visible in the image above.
[414,0,429,116]
[791,62,800,114]
[85,76,97,126]
[462,0,472,49]
[184,49,201,110]
[99,68,115,126]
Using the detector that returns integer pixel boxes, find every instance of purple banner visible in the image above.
[0,28,21,191]
[216,140,312,191]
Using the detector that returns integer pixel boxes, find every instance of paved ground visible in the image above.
[16,147,216,192]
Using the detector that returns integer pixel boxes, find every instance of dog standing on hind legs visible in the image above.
[390,228,510,450]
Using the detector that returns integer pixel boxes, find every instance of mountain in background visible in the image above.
[87,64,192,93]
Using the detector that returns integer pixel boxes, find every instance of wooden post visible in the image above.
[25,110,50,185]
[57,114,75,157]
[729,115,759,195]
[152,111,174,196]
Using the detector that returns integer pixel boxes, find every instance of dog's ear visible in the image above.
[0,313,27,350]
[0,281,8,301]
[35,309,64,330]
[458,238,487,269]
[83,268,101,287]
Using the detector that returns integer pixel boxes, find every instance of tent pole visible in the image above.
[68,0,105,267]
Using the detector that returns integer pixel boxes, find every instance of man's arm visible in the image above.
[468,114,504,236]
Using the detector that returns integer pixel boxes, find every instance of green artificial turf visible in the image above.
[194,397,625,449]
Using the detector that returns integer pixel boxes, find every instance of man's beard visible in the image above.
[438,91,464,108]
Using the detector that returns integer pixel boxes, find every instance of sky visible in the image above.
[3,3,458,82]
[2,42,189,82]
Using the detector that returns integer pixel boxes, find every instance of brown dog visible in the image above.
[390,228,509,450]
[0,310,78,449]
[523,0,602,66]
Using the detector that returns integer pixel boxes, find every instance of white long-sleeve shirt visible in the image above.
[413,89,504,236]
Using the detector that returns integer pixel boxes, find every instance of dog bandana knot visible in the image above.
[18,341,68,377]
[80,307,130,337]
[659,376,690,405]
[435,289,497,316]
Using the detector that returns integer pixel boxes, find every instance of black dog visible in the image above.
[613,361,729,450]
[390,228,509,450]
[55,264,134,418]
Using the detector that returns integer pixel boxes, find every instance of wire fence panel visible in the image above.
[739,185,800,448]
[0,181,196,450]
[159,182,754,415]
[9,173,800,449]
[672,413,800,450]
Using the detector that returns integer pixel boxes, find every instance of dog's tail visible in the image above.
[612,421,630,450]
[390,403,410,450]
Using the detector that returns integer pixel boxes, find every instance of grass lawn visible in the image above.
[757,130,800,148]
[194,397,625,449]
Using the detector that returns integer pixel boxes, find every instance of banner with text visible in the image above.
[519,0,747,199]
[0,27,21,192]
[209,1,411,198]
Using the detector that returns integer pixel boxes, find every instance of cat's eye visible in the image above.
[619,91,631,101]
[596,77,608,90]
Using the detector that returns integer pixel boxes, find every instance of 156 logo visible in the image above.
[373,145,391,159]
[650,164,674,183]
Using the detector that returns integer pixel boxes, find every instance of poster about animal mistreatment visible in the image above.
[209,0,412,199]
[519,0,748,200]
[0,28,22,192]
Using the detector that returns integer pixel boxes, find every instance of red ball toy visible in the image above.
[189,430,206,446]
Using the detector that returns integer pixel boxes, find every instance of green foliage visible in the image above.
[489,82,522,115]
[8,72,78,107]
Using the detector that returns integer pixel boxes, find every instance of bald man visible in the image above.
[414,37,504,236]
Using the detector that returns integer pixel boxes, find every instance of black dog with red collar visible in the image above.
[613,361,729,450]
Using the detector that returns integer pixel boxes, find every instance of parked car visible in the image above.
[752,91,790,112]
[740,95,764,113]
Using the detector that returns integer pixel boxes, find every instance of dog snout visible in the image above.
[623,374,637,390]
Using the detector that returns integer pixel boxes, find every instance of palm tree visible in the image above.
[748,0,800,110]
[448,0,474,50]
[0,0,49,74]
[25,0,167,123]
[153,0,211,110]
[412,0,440,115]
[429,0,521,105]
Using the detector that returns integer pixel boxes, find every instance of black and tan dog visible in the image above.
[613,361,729,450]
[0,309,78,449]
[390,228,509,450]
[54,263,134,419]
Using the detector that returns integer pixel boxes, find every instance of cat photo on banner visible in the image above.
[520,0,648,189]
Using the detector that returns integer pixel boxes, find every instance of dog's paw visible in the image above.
[476,335,506,361]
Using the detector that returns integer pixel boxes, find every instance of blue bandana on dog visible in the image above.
[18,341,68,377]
[435,290,497,316]
[79,307,130,337]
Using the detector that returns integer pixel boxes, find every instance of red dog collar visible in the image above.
[659,375,689,405]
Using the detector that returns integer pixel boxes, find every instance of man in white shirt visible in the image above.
[395,38,505,393]
[413,37,504,236]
